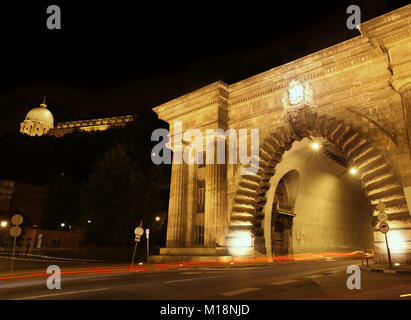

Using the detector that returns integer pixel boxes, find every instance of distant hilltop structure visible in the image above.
[20,98,136,137]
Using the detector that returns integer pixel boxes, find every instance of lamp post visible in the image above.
[146,228,150,263]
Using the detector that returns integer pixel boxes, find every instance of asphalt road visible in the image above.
[1,259,411,300]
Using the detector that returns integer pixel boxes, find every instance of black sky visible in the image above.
[0,0,408,133]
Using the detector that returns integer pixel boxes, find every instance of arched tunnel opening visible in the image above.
[262,138,374,261]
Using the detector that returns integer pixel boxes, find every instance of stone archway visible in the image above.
[228,108,410,256]
[269,170,300,261]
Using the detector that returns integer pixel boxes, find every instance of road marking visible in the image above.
[164,275,225,284]
[271,279,299,285]
[221,287,261,296]
[14,288,109,300]
[305,274,324,279]
[179,272,203,275]
[86,277,122,282]
[400,293,411,298]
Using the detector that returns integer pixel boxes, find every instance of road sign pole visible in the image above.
[384,233,393,269]
[10,235,17,273]
[9,214,23,273]
[130,241,138,272]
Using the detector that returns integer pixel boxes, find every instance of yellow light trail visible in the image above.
[400,293,411,298]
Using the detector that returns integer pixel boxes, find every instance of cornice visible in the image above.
[153,5,410,125]
[228,48,385,107]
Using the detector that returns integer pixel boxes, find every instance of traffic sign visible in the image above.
[379,222,389,234]
[11,214,23,226]
[376,202,386,213]
[10,226,22,237]
[134,227,144,236]
[377,211,388,222]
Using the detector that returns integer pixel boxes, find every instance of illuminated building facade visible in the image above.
[153,5,411,264]
[20,99,135,138]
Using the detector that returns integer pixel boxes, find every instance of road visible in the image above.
[1,259,411,300]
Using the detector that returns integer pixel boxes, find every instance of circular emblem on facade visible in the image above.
[282,80,314,110]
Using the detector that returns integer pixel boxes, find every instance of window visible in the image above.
[194,226,204,245]
[196,180,205,213]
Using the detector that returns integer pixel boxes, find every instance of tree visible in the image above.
[80,143,144,245]
[42,175,81,229]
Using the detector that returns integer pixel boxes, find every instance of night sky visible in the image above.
[0,0,408,133]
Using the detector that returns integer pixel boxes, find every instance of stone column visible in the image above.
[166,155,188,248]
[204,137,227,247]
[185,164,197,247]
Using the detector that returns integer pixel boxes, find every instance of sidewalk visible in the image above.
[362,263,411,274]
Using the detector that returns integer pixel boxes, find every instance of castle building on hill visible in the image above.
[20,98,136,137]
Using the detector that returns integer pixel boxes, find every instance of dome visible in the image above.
[25,101,54,128]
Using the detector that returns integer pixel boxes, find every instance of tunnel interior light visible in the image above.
[388,232,405,253]
[349,167,357,175]
[311,142,320,150]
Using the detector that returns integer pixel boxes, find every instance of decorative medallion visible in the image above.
[282,80,314,110]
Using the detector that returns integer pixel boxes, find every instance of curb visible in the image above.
[363,266,411,274]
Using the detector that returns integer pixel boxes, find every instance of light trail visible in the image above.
[0,251,363,282]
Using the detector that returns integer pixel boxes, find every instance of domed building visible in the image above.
[20,97,136,138]
[20,98,54,136]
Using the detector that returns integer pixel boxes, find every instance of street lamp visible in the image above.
[0,220,8,228]
[311,142,320,150]
[155,216,160,222]
[60,222,65,228]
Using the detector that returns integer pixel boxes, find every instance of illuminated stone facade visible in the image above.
[154,5,411,264]
[20,101,54,136]
[48,115,136,137]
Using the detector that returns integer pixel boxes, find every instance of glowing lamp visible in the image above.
[349,168,357,175]
[388,232,406,254]
[227,231,254,256]
[311,142,320,150]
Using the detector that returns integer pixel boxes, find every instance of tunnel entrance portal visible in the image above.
[264,139,374,262]
[153,6,411,264]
